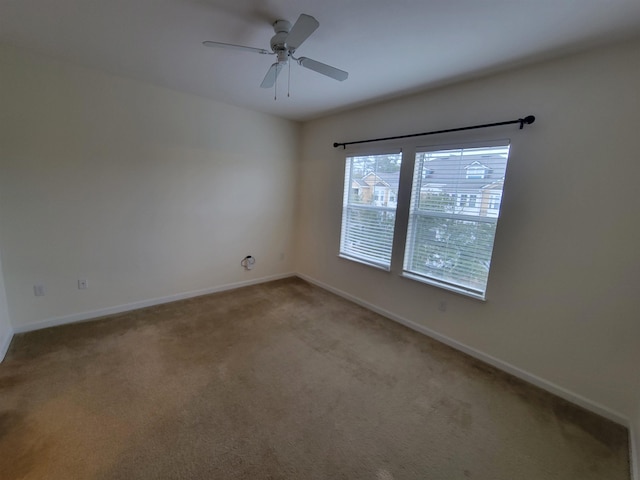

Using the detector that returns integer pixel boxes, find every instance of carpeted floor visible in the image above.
[0,277,630,479]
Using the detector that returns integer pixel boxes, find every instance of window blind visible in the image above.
[403,144,510,298]
[339,153,402,269]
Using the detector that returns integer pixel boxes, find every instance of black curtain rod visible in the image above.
[333,114,536,149]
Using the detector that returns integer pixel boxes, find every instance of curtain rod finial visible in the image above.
[519,115,535,129]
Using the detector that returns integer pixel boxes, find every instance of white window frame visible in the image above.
[339,149,403,270]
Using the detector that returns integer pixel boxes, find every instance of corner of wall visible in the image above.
[0,287,13,362]
[0,249,14,362]
[0,323,13,362]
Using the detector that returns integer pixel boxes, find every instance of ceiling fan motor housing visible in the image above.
[271,19,292,62]
[272,20,291,34]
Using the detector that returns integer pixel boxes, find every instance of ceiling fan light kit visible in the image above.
[203,14,348,97]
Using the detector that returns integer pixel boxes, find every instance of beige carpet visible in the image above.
[0,277,630,479]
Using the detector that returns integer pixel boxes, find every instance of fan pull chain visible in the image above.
[274,66,277,101]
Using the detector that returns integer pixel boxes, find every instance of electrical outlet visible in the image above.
[78,279,88,290]
[241,255,255,271]
[34,284,45,297]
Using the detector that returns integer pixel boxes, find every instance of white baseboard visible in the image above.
[296,273,629,427]
[0,325,13,362]
[12,272,295,334]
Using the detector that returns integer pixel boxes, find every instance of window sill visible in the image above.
[400,272,486,301]
[338,253,391,272]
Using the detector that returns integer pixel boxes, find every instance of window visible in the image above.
[457,193,478,209]
[339,152,402,269]
[488,193,501,210]
[374,187,385,204]
[338,142,510,299]
[403,144,510,299]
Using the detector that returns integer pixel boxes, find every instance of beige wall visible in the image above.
[297,38,640,421]
[0,45,300,331]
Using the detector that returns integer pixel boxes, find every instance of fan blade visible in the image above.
[285,14,319,51]
[298,57,348,81]
[260,63,284,88]
[203,41,272,55]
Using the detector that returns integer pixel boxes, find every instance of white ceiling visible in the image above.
[2,0,640,121]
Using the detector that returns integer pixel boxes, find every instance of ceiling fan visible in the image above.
[203,14,348,90]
